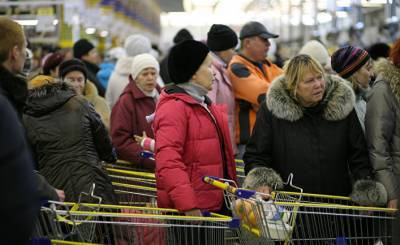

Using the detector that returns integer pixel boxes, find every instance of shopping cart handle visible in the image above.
[140,151,154,159]
[203,176,256,199]
[235,189,256,199]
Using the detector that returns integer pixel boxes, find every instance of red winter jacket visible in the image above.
[154,86,237,212]
[110,76,160,170]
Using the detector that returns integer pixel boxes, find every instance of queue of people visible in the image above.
[0,15,399,243]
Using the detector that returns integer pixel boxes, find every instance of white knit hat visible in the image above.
[131,53,160,79]
[298,40,330,67]
[124,34,152,57]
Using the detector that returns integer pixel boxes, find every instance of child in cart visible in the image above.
[240,167,293,240]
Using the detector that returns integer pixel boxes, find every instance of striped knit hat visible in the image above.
[331,46,370,78]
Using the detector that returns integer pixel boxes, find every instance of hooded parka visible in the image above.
[23,82,117,203]
[244,74,372,196]
[366,58,400,201]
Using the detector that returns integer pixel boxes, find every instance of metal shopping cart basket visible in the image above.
[203,175,396,245]
[104,165,157,206]
[33,201,241,245]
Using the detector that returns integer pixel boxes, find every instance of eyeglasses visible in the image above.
[63,77,85,83]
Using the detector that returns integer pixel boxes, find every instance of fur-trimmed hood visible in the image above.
[84,80,99,104]
[373,58,400,105]
[266,74,355,122]
[25,82,75,117]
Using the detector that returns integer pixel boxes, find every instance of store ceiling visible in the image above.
[156,0,184,12]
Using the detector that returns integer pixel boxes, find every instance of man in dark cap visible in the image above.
[206,24,238,155]
[73,39,105,96]
[227,21,282,158]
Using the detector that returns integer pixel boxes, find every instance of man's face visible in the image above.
[245,36,270,62]
[13,41,27,73]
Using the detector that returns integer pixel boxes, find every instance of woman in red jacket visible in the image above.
[154,39,237,244]
[110,53,160,170]
[154,40,237,213]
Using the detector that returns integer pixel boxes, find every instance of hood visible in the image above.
[266,74,355,122]
[25,82,76,117]
[373,58,400,105]
[84,80,99,103]
[0,65,28,116]
[113,57,134,76]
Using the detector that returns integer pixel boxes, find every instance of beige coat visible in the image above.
[85,81,110,129]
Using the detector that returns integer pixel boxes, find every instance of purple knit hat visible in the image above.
[331,46,370,78]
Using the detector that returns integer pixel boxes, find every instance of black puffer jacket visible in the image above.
[23,83,117,203]
[244,74,372,196]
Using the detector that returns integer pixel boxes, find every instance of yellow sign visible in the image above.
[37,7,54,16]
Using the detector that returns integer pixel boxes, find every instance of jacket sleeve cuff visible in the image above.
[350,179,388,206]
[243,167,284,190]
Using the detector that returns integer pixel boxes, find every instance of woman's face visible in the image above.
[354,61,373,89]
[192,54,213,91]
[296,72,326,107]
[64,71,85,95]
[135,67,157,93]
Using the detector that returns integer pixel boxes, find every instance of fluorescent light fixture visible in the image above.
[100,30,109,37]
[336,11,348,18]
[15,20,38,26]
[85,27,96,35]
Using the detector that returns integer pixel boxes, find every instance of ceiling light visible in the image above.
[15,20,38,26]
[85,27,96,35]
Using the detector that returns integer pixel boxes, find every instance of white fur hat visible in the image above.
[131,53,160,80]
[124,34,152,57]
[298,40,330,67]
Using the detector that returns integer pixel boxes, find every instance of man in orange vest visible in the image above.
[228,21,283,157]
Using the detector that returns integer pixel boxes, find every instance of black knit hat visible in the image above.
[59,58,88,81]
[331,46,371,78]
[368,43,390,60]
[173,29,193,44]
[73,39,95,59]
[207,24,238,52]
[168,40,209,84]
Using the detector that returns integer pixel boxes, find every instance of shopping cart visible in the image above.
[103,165,157,206]
[203,175,396,245]
[33,201,241,245]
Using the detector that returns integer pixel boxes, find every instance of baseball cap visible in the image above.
[239,21,279,40]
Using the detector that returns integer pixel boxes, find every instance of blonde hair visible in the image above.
[346,59,371,93]
[0,17,25,63]
[284,54,324,93]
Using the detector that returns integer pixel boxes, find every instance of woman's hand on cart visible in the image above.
[55,189,65,202]
[184,208,203,224]
[388,198,398,209]
[185,208,203,217]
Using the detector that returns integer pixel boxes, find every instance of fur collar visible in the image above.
[373,58,400,105]
[266,74,355,121]
[84,80,99,104]
[25,82,75,116]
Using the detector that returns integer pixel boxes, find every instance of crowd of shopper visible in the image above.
[0,15,399,243]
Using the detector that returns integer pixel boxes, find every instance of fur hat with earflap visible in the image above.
[243,167,284,191]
